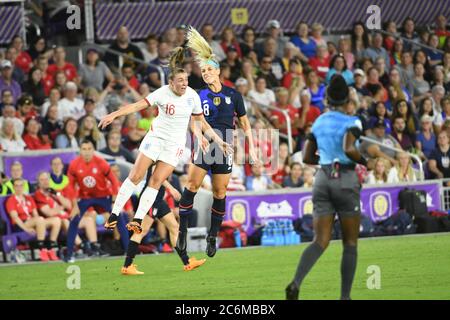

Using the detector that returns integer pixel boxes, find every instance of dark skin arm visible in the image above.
[344,130,367,166]
[303,136,320,165]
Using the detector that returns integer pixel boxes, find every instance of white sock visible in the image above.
[112,178,139,216]
[134,187,159,220]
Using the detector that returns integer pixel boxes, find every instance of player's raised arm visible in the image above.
[98,99,150,129]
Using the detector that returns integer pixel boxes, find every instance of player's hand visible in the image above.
[218,141,234,156]
[170,188,182,202]
[200,136,210,154]
[98,113,116,130]
[248,147,260,166]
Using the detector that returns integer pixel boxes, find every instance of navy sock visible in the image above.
[209,197,225,237]
[124,240,139,268]
[179,189,197,233]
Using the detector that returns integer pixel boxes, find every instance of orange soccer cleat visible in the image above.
[126,221,142,234]
[121,264,144,275]
[39,248,50,262]
[47,249,60,261]
[183,257,206,271]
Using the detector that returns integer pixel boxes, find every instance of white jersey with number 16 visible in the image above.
[144,85,203,145]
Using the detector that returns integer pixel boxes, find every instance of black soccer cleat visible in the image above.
[176,231,187,253]
[206,235,217,257]
[285,282,299,300]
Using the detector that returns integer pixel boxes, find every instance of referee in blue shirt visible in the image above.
[286,75,368,300]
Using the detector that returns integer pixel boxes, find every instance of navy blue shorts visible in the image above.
[152,200,171,219]
[193,142,233,174]
[78,197,112,217]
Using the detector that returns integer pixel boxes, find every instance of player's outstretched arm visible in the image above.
[98,99,149,129]
[192,114,233,155]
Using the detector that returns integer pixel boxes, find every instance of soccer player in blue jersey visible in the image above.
[175,27,258,258]
[285,75,368,300]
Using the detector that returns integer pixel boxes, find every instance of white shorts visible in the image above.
[138,132,185,168]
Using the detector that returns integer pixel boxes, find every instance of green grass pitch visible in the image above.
[1,233,449,300]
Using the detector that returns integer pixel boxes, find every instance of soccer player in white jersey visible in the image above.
[98,47,231,271]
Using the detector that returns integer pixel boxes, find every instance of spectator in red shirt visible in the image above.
[298,89,321,133]
[271,142,291,185]
[22,117,52,150]
[121,64,140,91]
[308,44,330,80]
[282,57,304,89]
[65,140,128,262]
[34,171,102,257]
[220,27,242,58]
[16,95,38,123]
[6,178,61,261]
[36,55,55,96]
[47,47,78,83]
[11,35,33,74]
[270,87,300,138]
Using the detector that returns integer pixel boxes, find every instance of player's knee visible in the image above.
[128,171,144,185]
[343,239,358,247]
[212,197,226,216]
[314,237,330,250]
[186,180,201,193]
[212,188,227,200]
[148,176,164,189]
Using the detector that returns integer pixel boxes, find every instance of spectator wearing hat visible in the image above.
[325,54,354,86]
[22,117,52,150]
[47,46,78,83]
[78,48,113,92]
[22,67,46,107]
[416,114,437,160]
[352,68,370,97]
[290,22,316,61]
[360,118,401,167]
[59,82,85,121]
[16,95,38,123]
[0,60,21,104]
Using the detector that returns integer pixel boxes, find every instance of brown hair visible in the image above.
[168,47,186,80]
